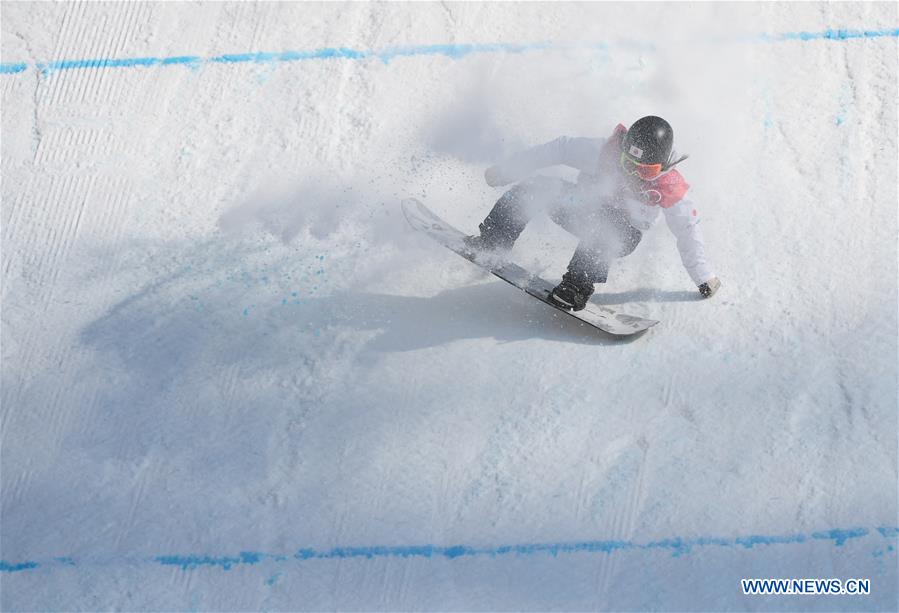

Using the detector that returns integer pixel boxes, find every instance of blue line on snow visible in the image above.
[0,561,40,572]
[735,533,807,548]
[1,28,895,76]
[811,527,869,546]
[2,525,896,573]
[0,62,27,74]
[2,41,551,76]
[763,27,899,42]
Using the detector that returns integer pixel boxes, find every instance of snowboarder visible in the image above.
[465,116,721,310]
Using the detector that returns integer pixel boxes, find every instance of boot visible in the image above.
[462,232,504,253]
[549,272,595,311]
[463,186,530,254]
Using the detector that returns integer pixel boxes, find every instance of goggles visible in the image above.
[620,152,663,181]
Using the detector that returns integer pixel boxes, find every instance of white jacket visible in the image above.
[493,135,715,286]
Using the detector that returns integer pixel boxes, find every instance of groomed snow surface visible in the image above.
[2,2,897,611]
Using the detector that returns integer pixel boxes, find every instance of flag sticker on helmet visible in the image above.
[628,145,644,159]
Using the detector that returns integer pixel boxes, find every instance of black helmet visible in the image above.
[622,116,674,166]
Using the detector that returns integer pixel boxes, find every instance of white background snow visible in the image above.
[1,2,897,611]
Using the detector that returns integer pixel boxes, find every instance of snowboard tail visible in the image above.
[401,198,658,336]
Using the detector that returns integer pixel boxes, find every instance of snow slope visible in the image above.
[1,2,897,610]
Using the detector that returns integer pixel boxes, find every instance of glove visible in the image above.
[484,165,510,187]
[698,276,721,298]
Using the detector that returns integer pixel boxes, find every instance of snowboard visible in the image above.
[401,198,659,336]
